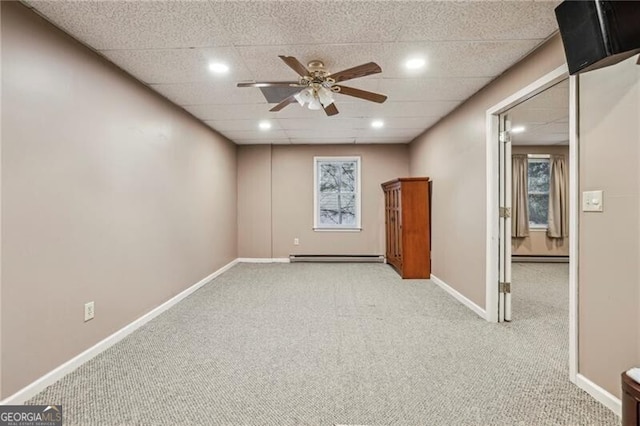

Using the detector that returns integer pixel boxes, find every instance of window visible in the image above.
[527,156,550,228]
[314,156,361,230]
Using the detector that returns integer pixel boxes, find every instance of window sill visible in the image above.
[313,228,362,233]
[529,226,549,231]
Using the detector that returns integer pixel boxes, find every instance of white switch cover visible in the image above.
[84,301,95,322]
[582,190,604,212]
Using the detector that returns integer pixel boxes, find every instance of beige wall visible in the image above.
[409,36,566,308]
[511,145,569,257]
[578,55,640,398]
[1,2,237,398]
[237,144,409,258]
[237,145,272,258]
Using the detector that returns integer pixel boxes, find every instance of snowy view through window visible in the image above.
[318,160,357,227]
[528,158,550,227]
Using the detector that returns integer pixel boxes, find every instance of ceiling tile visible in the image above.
[369,117,441,130]
[27,0,231,49]
[285,129,360,139]
[358,128,424,139]
[368,101,459,118]
[355,138,409,144]
[379,78,492,102]
[509,107,569,126]
[101,47,252,84]
[151,82,265,106]
[507,77,568,147]
[276,102,372,119]
[526,122,569,135]
[276,118,368,131]
[380,40,543,79]
[209,1,407,46]
[205,119,283,132]
[184,103,272,121]
[513,133,569,146]
[395,1,560,42]
[27,0,561,146]
[234,139,289,145]
[235,44,383,82]
[217,129,290,141]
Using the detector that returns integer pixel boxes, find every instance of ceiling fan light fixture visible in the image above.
[294,87,313,106]
[317,86,335,107]
[240,55,387,116]
[308,95,323,110]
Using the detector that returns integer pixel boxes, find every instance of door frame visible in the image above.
[484,64,579,384]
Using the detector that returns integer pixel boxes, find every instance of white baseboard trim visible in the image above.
[430,274,487,320]
[237,258,290,263]
[0,258,239,405]
[575,373,621,417]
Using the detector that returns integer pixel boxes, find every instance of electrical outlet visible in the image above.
[294,238,299,246]
[84,301,95,322]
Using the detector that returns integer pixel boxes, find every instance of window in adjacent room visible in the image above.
[527,155,550,228]
[314,156,361,230]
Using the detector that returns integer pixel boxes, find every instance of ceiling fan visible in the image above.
[237,55,387,116]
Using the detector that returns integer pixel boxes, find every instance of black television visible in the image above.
[555,1,640,75]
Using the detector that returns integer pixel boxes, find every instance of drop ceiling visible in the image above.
[509,79,569,146]
[24,1,561,145]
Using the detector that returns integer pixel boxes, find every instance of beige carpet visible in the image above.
[28,262,619,425]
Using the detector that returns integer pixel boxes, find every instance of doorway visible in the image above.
[500,79,570,321]
[485,64,579,383]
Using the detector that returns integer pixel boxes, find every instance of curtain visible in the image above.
[512,154,529,238]
[548,155,568,238]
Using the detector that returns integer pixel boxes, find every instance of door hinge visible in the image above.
[499,282,511,294]
[499,207,511,218]
[499,131,511,143]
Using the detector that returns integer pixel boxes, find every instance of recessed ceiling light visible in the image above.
[208,62,229,74]
[511,126,526,133]
[405,58,426,70]
[371,120,384,129]
[259,121,272,130]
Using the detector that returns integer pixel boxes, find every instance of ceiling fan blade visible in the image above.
[329,62,382,83]
[237,81,302,88]
[279,55,309,77]
[334,85,387,103]
[324,103,339,116]
[269,94,298,112]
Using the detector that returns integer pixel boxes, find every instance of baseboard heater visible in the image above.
[289,254,385,263]
[512,255,569,263]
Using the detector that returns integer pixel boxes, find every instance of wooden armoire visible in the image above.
[381,178,431,279]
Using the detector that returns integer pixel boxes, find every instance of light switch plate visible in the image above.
[582,190,604,212]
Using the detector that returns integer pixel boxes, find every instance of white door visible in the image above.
[498,114,512,322]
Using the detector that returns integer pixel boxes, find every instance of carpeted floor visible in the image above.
[28,262,619,425]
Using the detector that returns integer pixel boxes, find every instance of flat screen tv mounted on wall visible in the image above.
[555,0,640,75]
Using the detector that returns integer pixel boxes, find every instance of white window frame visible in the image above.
[527,154,551,230]
[313,156,362,231]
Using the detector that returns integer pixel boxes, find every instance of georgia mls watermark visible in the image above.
[0,405,62,426]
